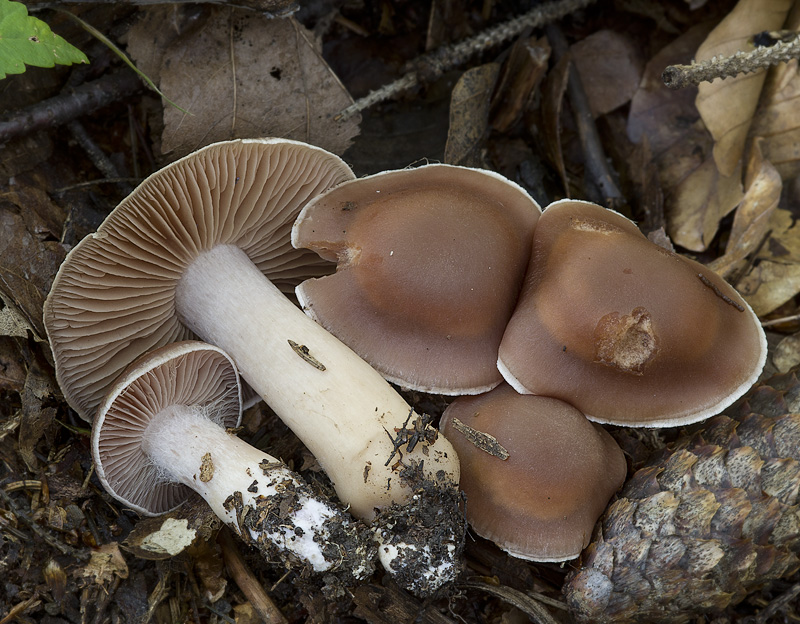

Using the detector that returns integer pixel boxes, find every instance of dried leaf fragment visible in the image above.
[444,63,500,167]
[571,30,642,118]
[707,139,781,277]
[158,11,359,159]
[694,0,794,176]
[81,542,129,584]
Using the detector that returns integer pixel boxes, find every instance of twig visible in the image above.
[0,71,142,145]
[335,0,596,121]
[545,23,626,211]
[662,36,800,89]
[762,313,800,328]
[92,576,122,624]
[458,580,561,624]
[0,595,42,624]
[218,528,289,624]
[67,120,136,196]
[742,581,800,624]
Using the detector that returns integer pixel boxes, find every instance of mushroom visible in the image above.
[497,199,767,427]
[291,164,541,395]
[93,340,375,578]
[439,383,626,561]
[44,139,462,595]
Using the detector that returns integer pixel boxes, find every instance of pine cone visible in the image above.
[563,370,800,623]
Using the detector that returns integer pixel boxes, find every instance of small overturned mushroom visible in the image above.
[498,199,767,427]
[93,341,375,578]
[440,383,626,561]
[292,164,541,395]
[44,139,462,596]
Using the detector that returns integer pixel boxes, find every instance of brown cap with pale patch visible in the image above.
[498,199,767,427]
[439,383,626,561]
[44,139,354,421]
[291,164,541,395]
[92,341,241,516]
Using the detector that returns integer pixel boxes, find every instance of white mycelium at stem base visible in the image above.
[142,404,364,573]
[175,245,463,594]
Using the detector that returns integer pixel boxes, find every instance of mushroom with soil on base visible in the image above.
[439,383,627,561]
[44,138,463,596]
[93,340,376,579]
[498,199,767,427]
[291,163,542,396]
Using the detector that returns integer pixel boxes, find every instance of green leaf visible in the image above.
[0,0,88,79]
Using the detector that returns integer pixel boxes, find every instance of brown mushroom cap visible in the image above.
[92,341,241,516]
[498,199,767,427]
[440,383,626,561]
[44,139,354,421]
[291,164,541,395]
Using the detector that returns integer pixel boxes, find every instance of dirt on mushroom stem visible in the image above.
[372,459,467,598]
[222,459,378,597]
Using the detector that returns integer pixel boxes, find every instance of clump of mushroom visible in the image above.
[44,138,462,596]
[293,185,767,563]
[292,163,542,395]
[93,340,375,579]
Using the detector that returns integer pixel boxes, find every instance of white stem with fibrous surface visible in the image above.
[142,404,372,576]
[175,245,463,596]
[175,244,460,519]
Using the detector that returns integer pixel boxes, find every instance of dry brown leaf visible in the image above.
[0,300,31,339]
[707,139,781,277]
[444,63,500,167]
[738,208,800,315]
[626,26,743,251]
[490,36,550,133]
[0,185,66,342]
[18,351,57,471]
[751,61,800,180]
[627,23,710,154]
[694,0,793,176]
[666,154,743,251]
[749,2,800,181]
[81,543,129,584]
[157,11,359,159]
[571,29,642,118]
[0,336,25,394]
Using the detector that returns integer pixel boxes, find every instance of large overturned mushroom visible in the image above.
[498,199,767,427]
[93,340,375,579]
[292,164,541,396]
[44,138,462,596]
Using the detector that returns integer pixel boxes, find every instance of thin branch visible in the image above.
[546,23,626,211]
[218,528,289,624]
[0,71,141,145]
[458,580,561,624]
[762,313,800,328]
[662,36,800,89]
[336,0,596,121]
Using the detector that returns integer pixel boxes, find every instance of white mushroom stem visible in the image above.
[143,404,371,576]
[176,245,459,519]
[175,245,463,594]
